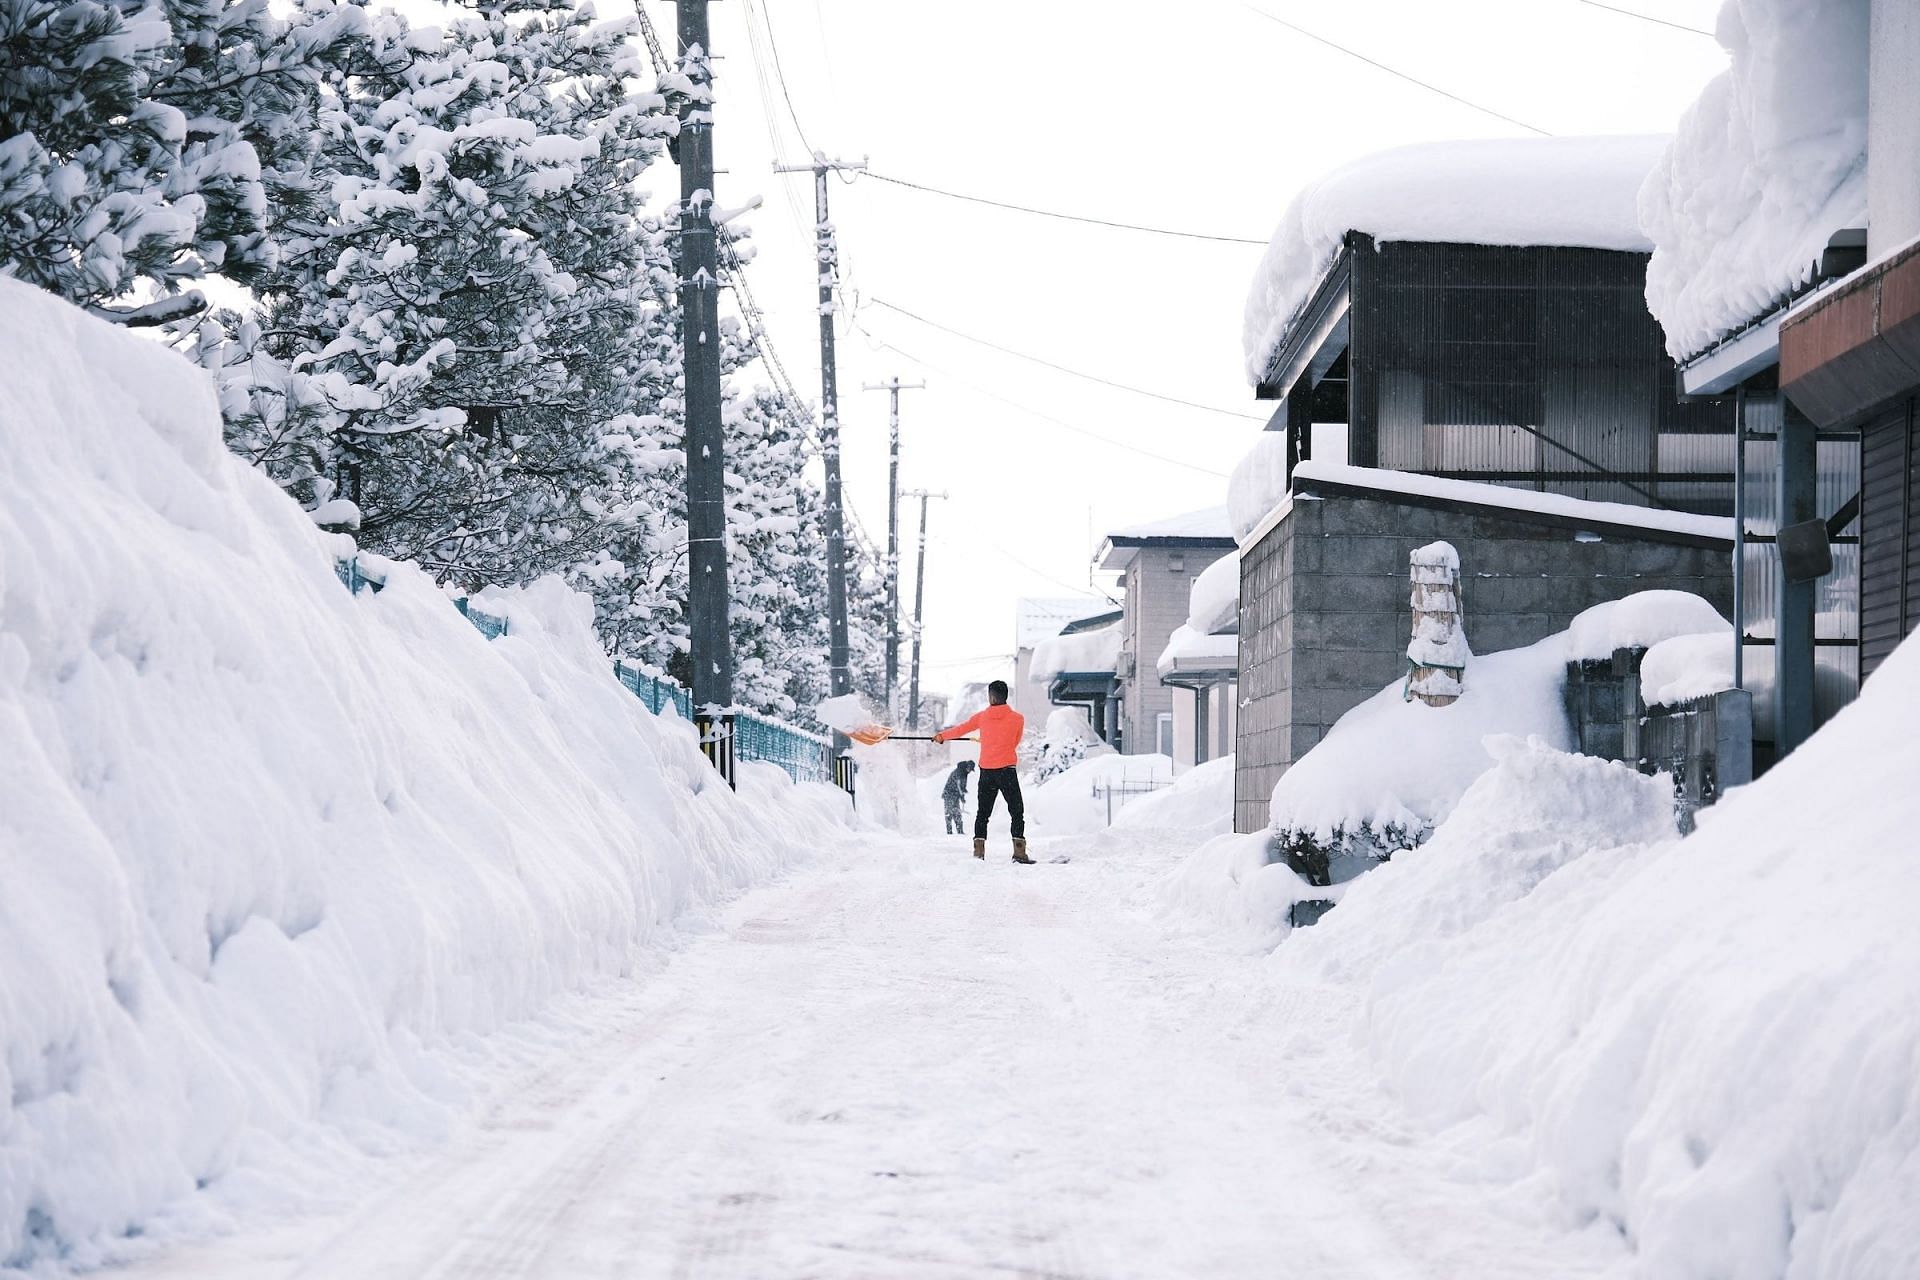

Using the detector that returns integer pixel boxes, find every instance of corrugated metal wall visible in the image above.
[1348,241,1734,514]
[1861,398,1919,677]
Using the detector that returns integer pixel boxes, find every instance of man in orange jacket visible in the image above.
[932,679,1032,863]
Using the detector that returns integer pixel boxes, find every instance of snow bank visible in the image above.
[1270,635,1572,843]
[1027,752,1173,836]
[1155,831,1313,953]
[1187,550,1241,634]
[1282,737,1676,987]
[1111,754,1235,836]
[1565,590,1730,661]
[1280,633,1920,1276]
[1640,0,1870,359]
[1243,136,1668,385]
[1028,623,1120,682]
[1640,628,1737,706]
[0,279,848,1267]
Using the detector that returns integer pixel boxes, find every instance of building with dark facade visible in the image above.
[1232,137,1740,833]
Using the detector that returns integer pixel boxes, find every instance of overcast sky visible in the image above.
[672,0,1730,701]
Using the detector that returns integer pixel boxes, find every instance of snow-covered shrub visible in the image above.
[1031,707,1112,783]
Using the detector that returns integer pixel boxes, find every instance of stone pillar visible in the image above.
[1406,541,1468,707]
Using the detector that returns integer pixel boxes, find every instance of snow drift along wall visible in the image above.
[0,279,849,1268]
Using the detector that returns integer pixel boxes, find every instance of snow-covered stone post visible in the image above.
[1406,541,1468,706]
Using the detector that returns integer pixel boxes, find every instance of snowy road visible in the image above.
[116,832,1619,1279]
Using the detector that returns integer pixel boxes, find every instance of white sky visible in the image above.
[665,0,1731,699]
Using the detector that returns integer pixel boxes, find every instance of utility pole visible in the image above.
[903,488,948,730]
[773,154,865,764]
[862,377,925,717]
[676,0,733,783]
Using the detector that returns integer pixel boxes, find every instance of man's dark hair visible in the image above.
[988,679,1009,704]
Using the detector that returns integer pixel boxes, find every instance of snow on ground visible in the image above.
[0,279,850,1270]
[1243,136,1668,385]
[1111,753,1235,837]
[1640,0,1870,360]
[1026,751,1173,836]
[104,826,1628,1280]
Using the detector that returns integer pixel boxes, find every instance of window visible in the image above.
[1155,712,1174,758]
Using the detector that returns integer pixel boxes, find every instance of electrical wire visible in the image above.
[847,315,1232,479]
[1243,5,1552,137]
[752,0,816,158]
[1574,0,1716,37]
[868,297,1266,422]
[859,170,1268,246]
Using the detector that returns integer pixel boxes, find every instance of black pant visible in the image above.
[974,767,1025,839]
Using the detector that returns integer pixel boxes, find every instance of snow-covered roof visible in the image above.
[1640,0,1869,361]
[1015,596,1116,650]
[1228,432,1290,546]
[1187,551,1241,636]
[1029,623,1122,683]
[1104,505,1235,544]
[1243,136,1669,386]
[1272,460,1736,545]
[1156,625,1239,680]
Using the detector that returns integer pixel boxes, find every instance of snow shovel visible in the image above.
[845,725,975,747]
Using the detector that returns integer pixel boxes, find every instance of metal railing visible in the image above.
[334,558,830,784]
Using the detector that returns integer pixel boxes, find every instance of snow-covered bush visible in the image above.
[1031,707,1112,783]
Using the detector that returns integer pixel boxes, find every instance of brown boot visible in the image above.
[972,837,986,860]
[1012,838,1034,864]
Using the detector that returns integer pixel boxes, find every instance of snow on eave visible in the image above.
[1156,625,1239,680]
[1280,461,1735,544]
[1243,135,1669,387]
[1639,0,1869,361]
[1029,623,1122,683]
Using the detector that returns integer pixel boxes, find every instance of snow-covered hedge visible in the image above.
[0,280,849,1267]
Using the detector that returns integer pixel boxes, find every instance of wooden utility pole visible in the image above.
[903,488,947,730]
[863,376,925,715]
[773,154,865,760]
[676,0,733,782]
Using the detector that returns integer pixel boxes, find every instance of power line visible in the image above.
[847,316,1232,479]
[1574,0,1716,37]
[868,297,1266,422]
[750,0,815,158]
[860,170,1268,246]
[1244,5,1552,137]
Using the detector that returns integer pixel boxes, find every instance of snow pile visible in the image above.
[1640,628,1737,707]
[1027,752,1174,836]
[1277,634,1920,1277]
[0,280,849,1267]
[1187,549,1241,634]
[1270,636,1572,846]
[1228,431,1292,544]
[1282,737,1677,987]
[1155,832,1313,953]
[1243,136,1668,385]
[1028,623,1121,681]
[1111,754,1236,836]
[1565,590,1730,660]
[1640,0,1870,359]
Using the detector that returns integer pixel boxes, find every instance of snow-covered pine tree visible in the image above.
[219,0,678,587]
[0,0,361,319]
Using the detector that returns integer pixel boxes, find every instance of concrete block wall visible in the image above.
[1232,492,1734,833]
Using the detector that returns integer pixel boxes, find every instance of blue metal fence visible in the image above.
[334,558,829,784]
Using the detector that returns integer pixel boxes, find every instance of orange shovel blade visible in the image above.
[847,724,895,746]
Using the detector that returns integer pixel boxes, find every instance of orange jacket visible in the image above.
[935,704,1024,770]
